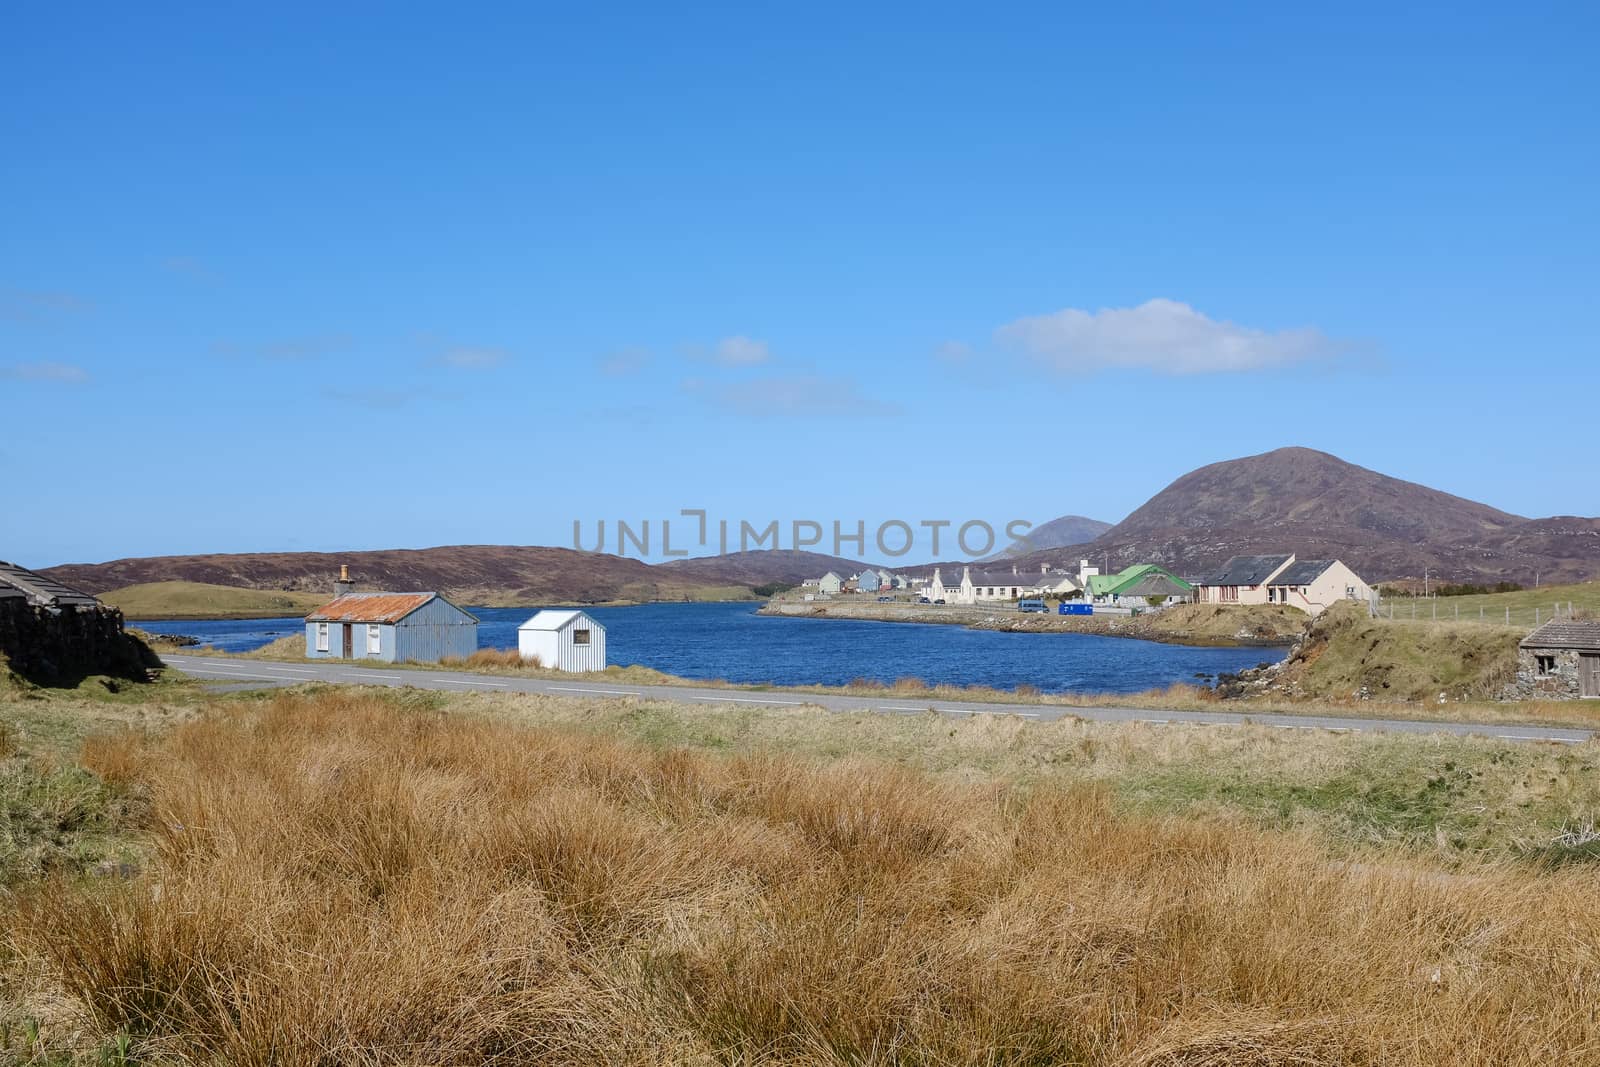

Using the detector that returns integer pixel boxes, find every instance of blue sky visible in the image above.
[3,4,1596,568]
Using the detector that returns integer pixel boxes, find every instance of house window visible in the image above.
[315,622,330,652]
[1536,654,1557,676]
[367,625,381,654]
[573,628,591,646]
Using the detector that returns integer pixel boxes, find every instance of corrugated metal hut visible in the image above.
[518,609,606,672]
[305,592,478,663]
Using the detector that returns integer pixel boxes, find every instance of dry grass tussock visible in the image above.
[9,690,1600,1065]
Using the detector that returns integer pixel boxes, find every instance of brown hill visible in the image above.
[41,546,871,607]
[1010,447,1598,586]
[655,549,880,586]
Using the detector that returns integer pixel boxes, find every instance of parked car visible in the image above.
[917,596,931,604]
[934,598,946,605]
[877,595,893,602]
[1018,599,1047,613]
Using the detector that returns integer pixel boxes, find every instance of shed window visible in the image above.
[573,628,591,646]
[315,622,329,652]
[367,624,381,654]
[1536,654,1557,676]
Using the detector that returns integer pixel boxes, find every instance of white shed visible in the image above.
[517,610,606,672]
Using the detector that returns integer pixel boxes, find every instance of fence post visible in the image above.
[1506,606,1510,624]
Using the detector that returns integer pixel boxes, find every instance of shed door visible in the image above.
[1583,654,1600,699]
[342,624,353,658]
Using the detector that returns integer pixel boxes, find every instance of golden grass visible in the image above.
[10,690,1600,1064]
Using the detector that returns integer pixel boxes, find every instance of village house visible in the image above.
[305,589,478,663]
[817,571,843,595]
[1191,555,1295,606]
[856,568,883,593]
[1264,559,1372,616]
[518,609,606,672]
[1508,619,1600,700]
[924,566,1061,605]
[1087,564,1192,607]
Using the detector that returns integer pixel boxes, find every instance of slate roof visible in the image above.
[1116,573,1193,599]
[1520,620,1600,651]
[967,571,1035,587]
[0,560,100,609]
[307,592,445,624]
[1202,555,1294,586]
[1268,560,1336,587]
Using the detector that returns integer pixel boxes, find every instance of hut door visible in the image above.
[342,624,353,658]
[1583,654,1600,698]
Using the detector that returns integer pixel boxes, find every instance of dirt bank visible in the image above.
[758,599,1302,647]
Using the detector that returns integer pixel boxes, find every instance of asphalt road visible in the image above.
[159,654,1594,745]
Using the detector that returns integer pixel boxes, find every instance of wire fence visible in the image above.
[1372,596,1584,630]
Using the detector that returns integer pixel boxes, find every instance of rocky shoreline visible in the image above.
[757,600,1300,648]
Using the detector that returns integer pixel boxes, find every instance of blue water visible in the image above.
[131,601,1285,695]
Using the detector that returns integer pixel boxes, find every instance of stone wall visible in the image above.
[1503,646,1586,700]
[0,599,160,686]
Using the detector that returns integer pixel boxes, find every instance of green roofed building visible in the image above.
[1087,564,1193,607]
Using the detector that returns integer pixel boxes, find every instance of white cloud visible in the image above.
[712,335,770,366]
[323,386,444,410]
[161,256,219,282]
[0,361,90,384]
[995,298,1340,375]
[597,346,652,377]
[0,290,93,321]
[433,346,508,370]
[694,374,897,416]
[212,333,354,361]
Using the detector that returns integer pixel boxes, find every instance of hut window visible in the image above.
[315,622,329,652]
[573,628,591,645]
[1536,654,1557,676]
[367,624,381,654]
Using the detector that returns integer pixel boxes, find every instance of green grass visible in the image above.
[1281,602,1523,702]
[1377,579,1600,629]
[102,580,326,619]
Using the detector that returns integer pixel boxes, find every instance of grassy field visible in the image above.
[102,581,328,619]
[6,680,1600,1063]
[1264,602,1523,703]
[1377,579,1600,629]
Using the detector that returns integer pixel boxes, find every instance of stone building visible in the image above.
[0,560,157,685]
[1510,620,1600,700]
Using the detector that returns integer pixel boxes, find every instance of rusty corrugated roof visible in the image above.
[306,592,438,624]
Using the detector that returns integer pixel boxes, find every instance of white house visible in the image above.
[924,566,1067,605]
[1264,559,1372,617]
[817,571,843,595]
[518,609,606,672]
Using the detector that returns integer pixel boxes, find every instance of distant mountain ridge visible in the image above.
[41,545,877,607]
[1009,447,1598,586]
[36,447,1600,600]
[982,515,1112,561]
